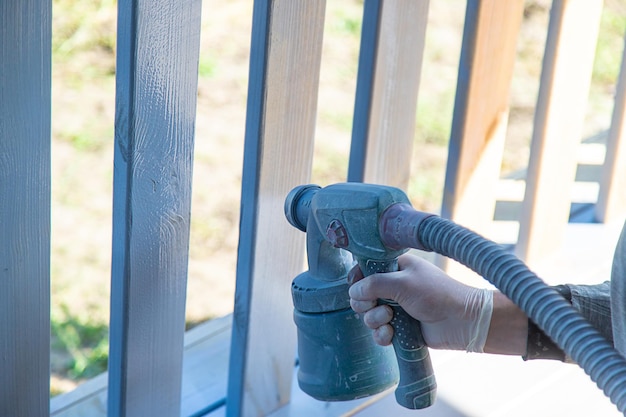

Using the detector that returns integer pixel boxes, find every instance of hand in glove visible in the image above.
[348,253,525,354]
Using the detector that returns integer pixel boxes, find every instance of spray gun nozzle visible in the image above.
[284,184,320,231]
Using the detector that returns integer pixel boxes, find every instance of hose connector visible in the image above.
[379,203,436,251]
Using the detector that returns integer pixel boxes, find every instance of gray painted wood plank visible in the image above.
[179,317,231,417]
[0,1,52,416]
[515,0,603,266]
[347,0,381,183]
[348,0,428,190]
[108,0,202,415]
[226,1,326,416]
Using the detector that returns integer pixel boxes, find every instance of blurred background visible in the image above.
[49,0,625,396]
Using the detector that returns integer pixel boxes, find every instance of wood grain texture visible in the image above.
[0,1,52,416]
[515,0,602,265]
[108,0,202,415]
[439,0,524,278]
[348,0,429,190]
[596,33,626,223]
[442,0,524,224]
[226,1,325,416]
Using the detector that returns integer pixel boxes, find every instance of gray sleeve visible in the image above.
[611,221,626,356]
[525,282,612,361]
[568,281,613,344]
[525,220,626,361]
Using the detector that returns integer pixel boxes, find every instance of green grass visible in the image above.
[53,0,116,57]
[331,12,362,37]
[593,4,626,85]
[51,305,109,381]
[57,128,111,152]
[415,90,456,147]
[198,54,218,78]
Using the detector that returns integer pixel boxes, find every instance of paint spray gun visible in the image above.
[284,182,437,409]
[286,182,626,414]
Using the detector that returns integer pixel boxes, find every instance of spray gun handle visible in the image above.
[358,258,437,410]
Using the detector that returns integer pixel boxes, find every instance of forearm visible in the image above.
[483,291,528,355]
[482,283,612,359]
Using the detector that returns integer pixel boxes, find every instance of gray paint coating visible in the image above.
[225,1,270,415]
[108,0,202,416]
[0,1,52,416]
[348,0,382,183]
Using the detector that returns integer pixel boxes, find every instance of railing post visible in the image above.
[440,0,524,278]
[108,0,202,415]
[348,0,430,190]
[516,0,603,265]
[226,1,325,416]
[0,1,52,416]
[596,32,626,224]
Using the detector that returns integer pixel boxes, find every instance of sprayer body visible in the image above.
[287,184,400,401]
[294,304,399,400]
[285,183,437,409]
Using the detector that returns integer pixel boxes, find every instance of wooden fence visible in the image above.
[1,0,625,416]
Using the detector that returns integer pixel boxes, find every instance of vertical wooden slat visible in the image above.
[596,33,626,223]
[516,0,602,265]
[226,1,325,416]
[440,0,524,276]
[442,0,524,227]
[348,0,429,190]
[107,0,202,415]
[0,1,52,416]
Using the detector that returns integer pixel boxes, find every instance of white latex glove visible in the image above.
[348,254,494,353]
